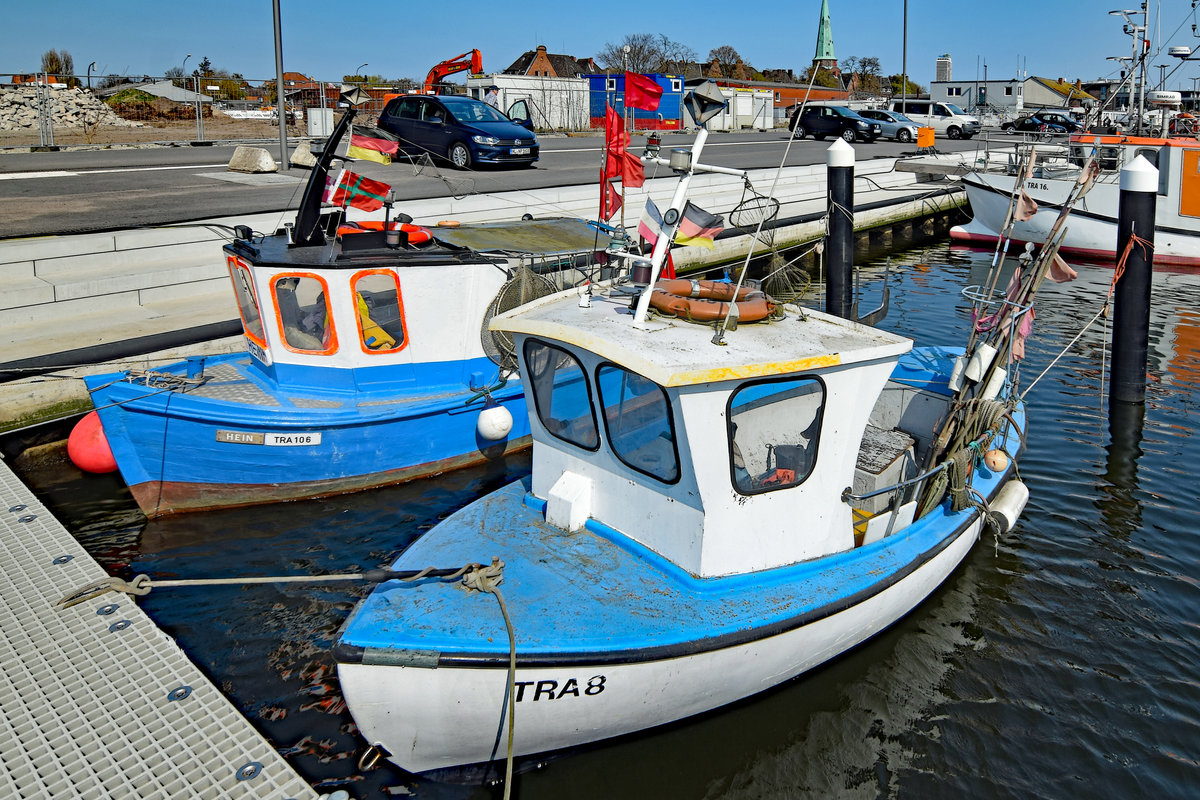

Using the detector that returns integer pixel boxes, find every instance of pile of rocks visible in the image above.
[0,86,143,132]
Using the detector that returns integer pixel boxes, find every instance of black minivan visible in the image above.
[789,105,883,143]
[378,94,538,169]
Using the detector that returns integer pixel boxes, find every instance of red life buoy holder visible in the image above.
[337,220,433,245]
[649,279,777,323]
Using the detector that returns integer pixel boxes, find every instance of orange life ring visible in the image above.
[654,279,757,303]
[649,279,777,323]
[337,220,433,245]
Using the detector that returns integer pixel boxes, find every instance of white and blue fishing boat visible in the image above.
[70,87,615,517]
[333,84,1039,776]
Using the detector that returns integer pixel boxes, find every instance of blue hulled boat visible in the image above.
[333,83,1043,776]
[72,86,614,516]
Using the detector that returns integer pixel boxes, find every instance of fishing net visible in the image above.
[481,263,558,369]
[729,184,813,304]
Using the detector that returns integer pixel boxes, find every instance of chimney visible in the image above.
[537,45,547,55]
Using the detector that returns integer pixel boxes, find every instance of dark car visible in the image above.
[789,105,883,143]
[378,94,538,169]
[1001,112,1083,134]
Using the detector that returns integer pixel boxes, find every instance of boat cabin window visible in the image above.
[728,376,825,495]
[1098,146,1121,171]
[524,339,599,450]
[273,274,336,354]
[352,270,406,353]
[596,364,678,483]
[227,256,266,347]
[1135,147,1159,169]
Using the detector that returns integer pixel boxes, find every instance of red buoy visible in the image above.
[67,411,117,473]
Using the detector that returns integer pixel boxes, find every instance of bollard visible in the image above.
[1110,155,1157,406]
[825,139,854,319]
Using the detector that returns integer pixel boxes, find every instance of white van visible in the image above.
[888,99,981,139]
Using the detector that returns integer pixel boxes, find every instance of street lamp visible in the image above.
[181,54,191,79]
[356,63,368,82]
[87,61,96,91]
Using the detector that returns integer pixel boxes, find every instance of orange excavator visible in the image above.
[423,49,483,95]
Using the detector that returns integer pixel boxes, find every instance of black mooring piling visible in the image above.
[826,139,854,319]
[1110,155,1157,407]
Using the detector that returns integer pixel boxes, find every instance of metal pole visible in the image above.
[901,0,908,109]
[825,139,854,319]
[193,75,202,141]
[273,0,289,169]
[1110,155,1157,406]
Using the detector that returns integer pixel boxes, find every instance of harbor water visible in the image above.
[8,241,1200,799]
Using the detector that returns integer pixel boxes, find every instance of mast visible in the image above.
[292,106,356,247]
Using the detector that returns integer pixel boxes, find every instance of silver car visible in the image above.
[858,109,920,143]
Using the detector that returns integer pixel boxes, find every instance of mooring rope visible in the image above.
[463,563,518,800]
[57,559,500,607]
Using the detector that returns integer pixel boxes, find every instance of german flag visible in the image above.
[674,202,724,249]
[348,124,399,164]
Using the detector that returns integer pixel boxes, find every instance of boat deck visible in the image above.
[0,459,316,799]
[337,436,1018,663]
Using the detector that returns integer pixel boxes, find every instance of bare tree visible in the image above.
[40,49,76,85]
[596,33,663,73]
[707,45,743,75]
[657,35,697,75]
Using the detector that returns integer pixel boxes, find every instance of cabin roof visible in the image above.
[491,291,912,387]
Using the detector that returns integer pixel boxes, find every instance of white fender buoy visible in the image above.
[477,403,513,441]
[986,479,1029,535]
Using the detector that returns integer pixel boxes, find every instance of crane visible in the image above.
[424,49,483,95]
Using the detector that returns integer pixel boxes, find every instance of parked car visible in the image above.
[857,109,920,143]
[887,99,980,139]
[789,105,883,143]
[1001,112,1083,134]
[377,94,538,169]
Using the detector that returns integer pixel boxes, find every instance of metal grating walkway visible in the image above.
[0,459,317,799]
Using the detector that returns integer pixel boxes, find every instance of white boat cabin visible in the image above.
[493,292,916,577]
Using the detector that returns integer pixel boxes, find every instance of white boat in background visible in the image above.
[953,134,1200,267]
[332,83,1048,777]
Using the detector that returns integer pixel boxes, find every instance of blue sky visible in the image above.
[6,1,1200,91]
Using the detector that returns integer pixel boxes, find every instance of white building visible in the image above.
[936,55,952,83]
[928,76,1096,114]
[465,74,589,131]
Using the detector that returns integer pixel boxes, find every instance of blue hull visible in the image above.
[86,352,529,516]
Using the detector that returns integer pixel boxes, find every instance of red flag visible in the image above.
[600,170,622,219]
[323,169,391,212]
[625,72,663,111]
[603,104,644,189]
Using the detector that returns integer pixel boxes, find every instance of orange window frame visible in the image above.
[351,269,409,355]
[272,271,338,355]
[227,256,268,350]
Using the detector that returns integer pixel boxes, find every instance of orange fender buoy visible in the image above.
[67,411,117,473]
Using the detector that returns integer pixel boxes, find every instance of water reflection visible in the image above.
[6,243,1200,799]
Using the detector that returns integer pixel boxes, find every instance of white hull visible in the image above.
[953,171,1200,267]
[338,516,981,773]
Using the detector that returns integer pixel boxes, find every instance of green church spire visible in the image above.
[814,0,836,67]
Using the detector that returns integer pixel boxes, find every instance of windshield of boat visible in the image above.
[597,364,678,483]
[728,376,825,495]
[524,339,599,450]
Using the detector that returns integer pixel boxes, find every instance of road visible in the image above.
[0,131,991,239]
